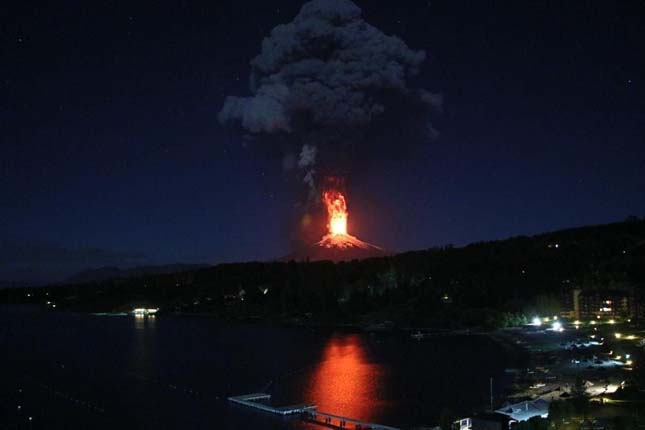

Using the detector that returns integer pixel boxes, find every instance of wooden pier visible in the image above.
[228,393,317,416]
[305,411,401,430]
[228,393,400,430]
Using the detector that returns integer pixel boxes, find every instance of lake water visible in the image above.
[0,306,521,429]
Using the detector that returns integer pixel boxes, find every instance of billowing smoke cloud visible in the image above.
[219,0,441,189]
[219,0,441,247]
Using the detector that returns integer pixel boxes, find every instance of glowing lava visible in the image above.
[316,188,382,252]
[280,183,387,262]
[323,190,348,236]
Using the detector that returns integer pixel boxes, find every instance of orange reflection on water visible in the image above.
[307,334,384,421]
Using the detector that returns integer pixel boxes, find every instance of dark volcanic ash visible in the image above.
[218,0,442,196]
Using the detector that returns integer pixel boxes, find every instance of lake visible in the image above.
[0,306,521,429]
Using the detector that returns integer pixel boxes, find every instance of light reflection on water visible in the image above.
[132,315,156,383]
[133,313,156,331]
[306,334,385,422]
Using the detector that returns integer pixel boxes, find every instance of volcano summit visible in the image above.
[281,187,388,262]
[281,232,388,262]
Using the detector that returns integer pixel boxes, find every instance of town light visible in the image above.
[615,333,622,339]
[133,308,159,316]
[532,317,542,326]
[552,321,563,332]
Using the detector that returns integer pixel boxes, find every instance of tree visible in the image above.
[439,408,455,430]
[528,294,561,318]
[499,312,528,328]
[548,400,574,425]
[630,350,645,388]
[570,376,590,418]
[518,417,549,430]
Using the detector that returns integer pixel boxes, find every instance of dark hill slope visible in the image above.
[2,219,644,323]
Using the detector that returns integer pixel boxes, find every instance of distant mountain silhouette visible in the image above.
[66,264,208,284]
[0,280,31,289]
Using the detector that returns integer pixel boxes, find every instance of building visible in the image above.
[471,412,515,430]
[568,288,640,320]
[495,399,549,422]
[131,307,159,316]
[455,417,472,430]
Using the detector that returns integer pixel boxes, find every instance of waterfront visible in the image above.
[0,306,520,429]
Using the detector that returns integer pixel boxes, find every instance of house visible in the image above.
[495,398,550,422]
[472,412,515,430]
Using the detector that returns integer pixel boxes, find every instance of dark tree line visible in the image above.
[2,220,645,328]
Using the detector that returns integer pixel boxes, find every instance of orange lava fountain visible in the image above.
[278,183,387,261]
[315,187,383,252]
[323,190,348,236]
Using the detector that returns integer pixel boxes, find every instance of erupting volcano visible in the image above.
[283,182,388,262]
[220,0,439,263]
[315,189,380,251]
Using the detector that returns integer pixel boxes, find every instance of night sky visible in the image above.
[2,1,644,283]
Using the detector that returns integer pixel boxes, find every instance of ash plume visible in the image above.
[219,0,442,194]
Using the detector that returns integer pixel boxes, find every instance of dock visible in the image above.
[228,393,400,429]
[228,393,317,416]
[305,411,401,430]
